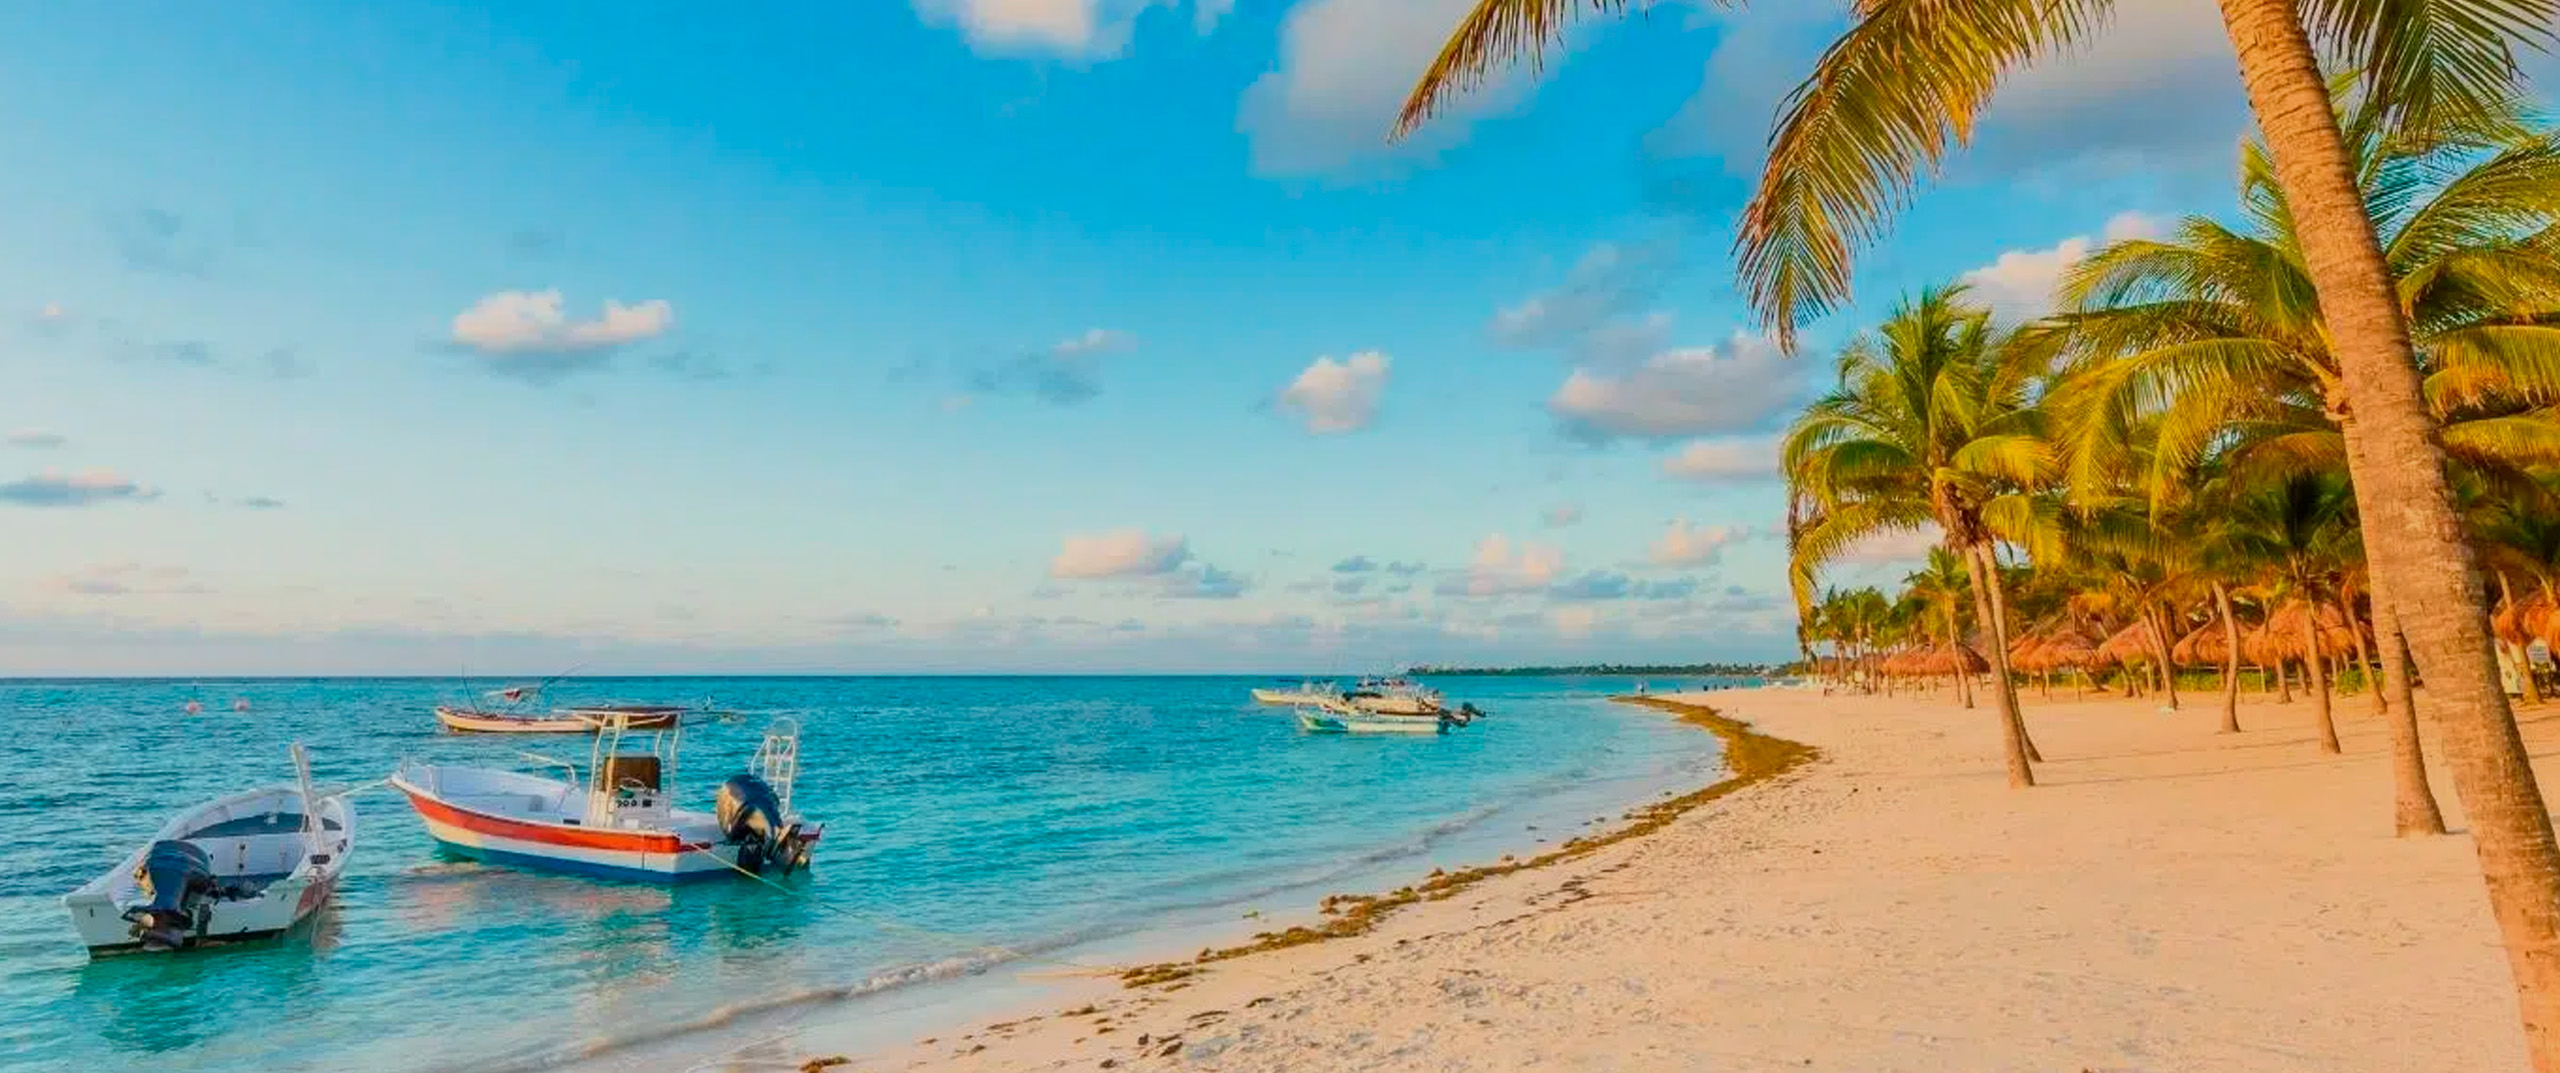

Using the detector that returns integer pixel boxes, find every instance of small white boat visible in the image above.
[434,686,686,734]
[1296,700,1482,735]
[391,715,820,883]
[64,745,353,955]
[1251,680,1339,706]
[1342,676,1444,715]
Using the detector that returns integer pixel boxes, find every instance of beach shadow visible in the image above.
[2035,753,2365,788]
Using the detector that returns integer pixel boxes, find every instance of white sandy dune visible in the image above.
[776,685,2543,1072]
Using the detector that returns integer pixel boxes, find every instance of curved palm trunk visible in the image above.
[2277,657,2294,703]
[2340,590,2383,715]
[2146,603,2181,710]
[1947,606,1974,709]
[2302,601,2342,754]
[2374,589,2449,837]
[1959,541,2034,787]
[1977,543,2043,763]
[2216,4,2560,1059]
[2214,581,2244,733]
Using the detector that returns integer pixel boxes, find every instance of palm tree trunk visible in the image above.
[2338,590,2382,714]
[2277,656,2294,703]
[1975,542,2042,763]
[2219,3,2560,1062]
[2214,581,2244,733]
[2302,601,2342,754]
[1959,540,2034,787]
[2146,603,2180,710]
[1947,606,1973,709]
[2502,572,2546,707]
[2374,587,2449,837]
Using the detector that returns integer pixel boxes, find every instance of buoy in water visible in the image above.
[232,698,251,712]
[184,700,203,715]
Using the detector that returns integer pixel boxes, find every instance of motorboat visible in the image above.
[390,715,820,883]
[1250,680,1340,706]
[64,745,353,954]
[1296,699,1481,735]
[434,685,684,734]
[1341,676,1444,715]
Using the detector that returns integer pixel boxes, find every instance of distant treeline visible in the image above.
[1407,663,1785,678]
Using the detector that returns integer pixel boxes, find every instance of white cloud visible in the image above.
[1836,525,1944,567]
[972,328,1133,405]
[1649,518,1746,568]
[1491,242,1677,352]
[1052,327,1136,356]
[0,469,160,508]
[1548,331,1807,441]
[1050,530,1192,579]
[1278,351,1390,433]
[1661,435,1782,483]
[1550,605,1600,639]
[1960,211,2163,321]
[1237,0,1534,179]
[5,429,67,450]
[1437,533,1565,597]
[1542,503,1583,528]
[50,562,206,597]
[451,290,673,353]
[910,0,1228,61]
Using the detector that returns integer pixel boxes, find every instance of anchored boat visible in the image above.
[1296,700,1482,735]
[64,745,353,954]
[434,686,686,734]
[391,715,820,883]
[1341,676,1445,715]
[1250,680,1340,706]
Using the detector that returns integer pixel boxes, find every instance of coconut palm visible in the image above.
[1782,286,2049,785]
[1904,546,1979,707]
[1399,5,2560,1056]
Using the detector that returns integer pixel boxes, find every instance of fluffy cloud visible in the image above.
[6,429,66,450]
[910,0,1229,60]
[1661,435,1782,483]
[449,290,674,381]
[1049,529,1247,599]
[1548,331,1808,442]
[1332,555,1377,574]
[1649,518,1745,568]
[1836,525,1945,567]
[1542,503,1583,528]
[1647,0,2244,178]
[1492,242,1678,356]
[1437,533,1565,597]
[1050,530,1192,579]
[1278,351,1389,433]
[1237,0,1534,179]
[1960,212,2163,321]
[0,469,159,508]
[971,328,1133,405]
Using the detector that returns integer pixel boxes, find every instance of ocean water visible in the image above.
[0,676,1736,1072]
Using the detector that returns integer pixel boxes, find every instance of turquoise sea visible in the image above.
[0,676,1738,1072]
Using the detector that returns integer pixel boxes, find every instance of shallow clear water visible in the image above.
[0,675,1735,1072]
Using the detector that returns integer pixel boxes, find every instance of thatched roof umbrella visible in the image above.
[2263,600,2358,660]
[2172,620,2233,666]
[2496,590,2560,648]
[1926,645,1989,675]
[2100,622,2154,666]
[2039,628,2101,670]
[1880,649,1925,679]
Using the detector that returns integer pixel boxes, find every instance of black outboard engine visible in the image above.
[126,840,218,951]
[715,775,807,876]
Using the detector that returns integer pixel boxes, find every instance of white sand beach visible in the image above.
[779,684,2543,1072]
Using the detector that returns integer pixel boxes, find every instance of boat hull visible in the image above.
[64,788,353,955]
[1297,710,1449,735]
[434,706,680,734]
[1251,688,1328,706]
[390,767,799,884]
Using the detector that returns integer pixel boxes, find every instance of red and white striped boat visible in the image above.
[433,703,683,734]
[390,716,819,883]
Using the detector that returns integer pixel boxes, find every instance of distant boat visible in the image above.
[64,745,353,954]
[433,686,684,734]
[391,715,820,883]
[1341,676,1444,715]
[1250,680,1339,706]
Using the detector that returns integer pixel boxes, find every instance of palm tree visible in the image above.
[1399,6,2560,1057]
[1905,547,1978,707]
[1783,286,2048,786]
[2221,470,2367,753]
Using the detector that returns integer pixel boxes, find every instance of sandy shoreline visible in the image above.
[761,684,2536,1072]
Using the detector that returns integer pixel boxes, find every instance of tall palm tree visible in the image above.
[2221,470,2366,753]
[1783,286,2049,786]
[1399,6,2560,1059]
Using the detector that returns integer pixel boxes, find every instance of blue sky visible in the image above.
[0,0,2423,674]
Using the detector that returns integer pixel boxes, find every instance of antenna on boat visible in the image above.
[290,742,319,852]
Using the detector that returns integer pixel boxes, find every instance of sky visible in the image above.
[2,0,2512,675]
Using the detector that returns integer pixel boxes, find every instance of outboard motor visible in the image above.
[715,774,808,876]
[125,841,218,951]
